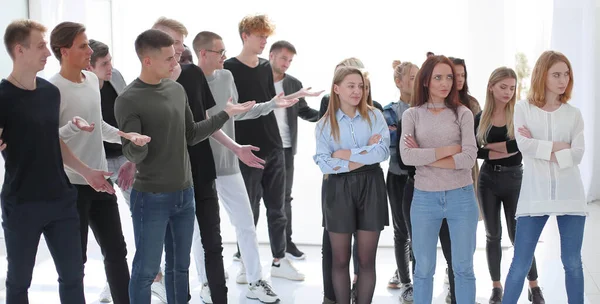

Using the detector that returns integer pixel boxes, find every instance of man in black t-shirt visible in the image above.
[0,19,114,304]
[225,14,305,281]
[87,38,133,304]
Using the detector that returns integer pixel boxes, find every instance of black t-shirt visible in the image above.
[100,81,122,158]
[0,78,75,202]
[177,64,217,183]
[224,57,282,157]
[474,112,522,167]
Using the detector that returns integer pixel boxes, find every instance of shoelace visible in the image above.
[255,280,277,296]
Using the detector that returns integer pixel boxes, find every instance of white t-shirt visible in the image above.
[273,80,291,148]
[50,70,121,185]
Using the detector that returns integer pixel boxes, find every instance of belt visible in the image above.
[482,163,523,172]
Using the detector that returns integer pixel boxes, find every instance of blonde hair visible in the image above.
[152,17,188,37]
[392,60,417,81]
[477,67,518,145]
[322,67,372,142]
[336,57,364,69]
[238,14,275,39]
[4,19,47,59]
[527,50,573,107]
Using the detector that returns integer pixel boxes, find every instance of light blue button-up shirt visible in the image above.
[314,108,390,174]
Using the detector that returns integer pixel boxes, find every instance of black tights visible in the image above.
[329,230,380,304]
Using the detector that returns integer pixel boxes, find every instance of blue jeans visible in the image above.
[504,215,585,304]
[410,185,479,304]
[129,187,195,304]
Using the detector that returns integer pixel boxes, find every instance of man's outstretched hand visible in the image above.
[235,145,265,169]
[118,131,151,147]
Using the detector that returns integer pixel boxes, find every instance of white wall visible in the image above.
[0,0,29,77]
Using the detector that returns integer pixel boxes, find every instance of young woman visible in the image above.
[503,51,585,304]
[400,55,478,304]
[475,67,544,303]
[383,60,418,302]
[319,57,378,304]
[314,66,390,304]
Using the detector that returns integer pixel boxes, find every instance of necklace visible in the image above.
[427,102,446,110]
[9,74,35,90]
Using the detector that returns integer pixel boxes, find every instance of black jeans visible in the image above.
[240,148,287,259]
[478,163,538,282]
[75,183,129,304]
[2,193,85,304]
[387,172,411,284]
[402,177,456,304]
[284,147,296,245]
[193,179,227,303]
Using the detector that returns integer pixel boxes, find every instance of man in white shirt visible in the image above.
[269,40,322,259]
[49,21,150,304]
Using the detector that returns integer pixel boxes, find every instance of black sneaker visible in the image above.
[285,242,306,260]
[528,287,545,304]
[489,287,502,304]
[233,251,241,261]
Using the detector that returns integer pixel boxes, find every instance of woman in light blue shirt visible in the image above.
[314,66,390,304]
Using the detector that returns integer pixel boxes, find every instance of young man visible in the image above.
[224,13,307,283]
[0,19,115,304]
[268,40,322,259]
[49,21,151,304]
[152,17,270,303]
[114,28,252,304]
[87,38,134,303]
[192,30,302,304]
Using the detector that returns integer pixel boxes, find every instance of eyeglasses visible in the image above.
[206,49,226,57]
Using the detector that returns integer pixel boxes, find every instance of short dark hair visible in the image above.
[4,19,47,59]
[89,39,109,66]
[269,40,296,54]
[134,29,174,59]
[192,31,222,53]
[50,21,86,62]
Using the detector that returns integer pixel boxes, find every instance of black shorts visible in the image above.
[321,164,389,233]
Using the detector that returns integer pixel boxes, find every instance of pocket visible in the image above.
[461,184,475,191]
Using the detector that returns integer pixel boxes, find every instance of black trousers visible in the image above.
[193,179,227,303]
[75,183,130,304]
[239,148,287,258]
[284,147,295,245]
[387,172,412,284]
[2,193,85,304]
[478,164,538,282]
[402,177,457,304]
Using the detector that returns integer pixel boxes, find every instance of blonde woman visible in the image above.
[475,67,542,303]
[503,51,585,304]
[383,60,418,302]
[314,66,390,304]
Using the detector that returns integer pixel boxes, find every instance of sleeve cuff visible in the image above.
[535,140,553,160]
[554,149,573,169]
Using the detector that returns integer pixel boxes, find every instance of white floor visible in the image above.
[0,194,600,303]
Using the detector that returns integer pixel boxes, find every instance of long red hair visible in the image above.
[412,55,461,116]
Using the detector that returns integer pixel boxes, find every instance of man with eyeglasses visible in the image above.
[191,30,303,304]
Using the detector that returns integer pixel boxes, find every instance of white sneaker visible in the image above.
[270,258,305,281]
[399,283,414,303]
[98,283,112,303]
[236,262,248,284]
[151,280,167,303]
[246,280,279,303]
[200,283,213,304]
